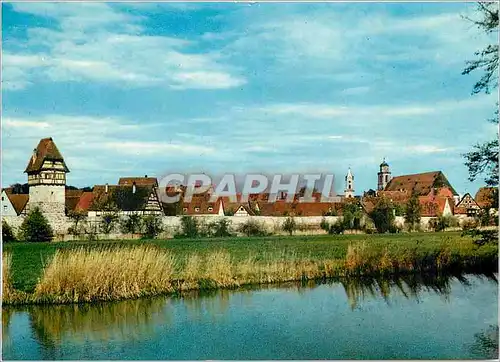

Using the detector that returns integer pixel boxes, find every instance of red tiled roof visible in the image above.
[418,196,454,217]
[385,171,458,196]
[377,190,410,204]
[182,193,223,215]
[65,189,83,213]
[6,194,29,215]
[24,138,69,173]
[75,192,94,211]
[118,177,158,187]
[90,184,157,211]
[258,201,342,216]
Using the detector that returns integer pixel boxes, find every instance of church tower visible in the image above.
[377,158,391,191]
[24,137,69,215]
[344,168,355,198]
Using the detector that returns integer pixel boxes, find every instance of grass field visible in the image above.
[3,232,497,296]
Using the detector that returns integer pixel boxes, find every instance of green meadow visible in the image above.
[3,232,497,296]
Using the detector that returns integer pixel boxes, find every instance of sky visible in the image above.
[2,2,497,196]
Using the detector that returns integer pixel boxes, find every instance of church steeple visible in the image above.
[344,167,355,198]
[377,158,391,191]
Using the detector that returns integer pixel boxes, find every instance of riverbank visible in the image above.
[3,232,497,305]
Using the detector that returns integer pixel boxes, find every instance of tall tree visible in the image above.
[405,193,422,231]
[462,2,499,186]
[369,197,395,233]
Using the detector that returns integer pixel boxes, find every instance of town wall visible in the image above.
[1,213,482,241]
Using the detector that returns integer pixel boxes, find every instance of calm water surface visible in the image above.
[2,273,498,360]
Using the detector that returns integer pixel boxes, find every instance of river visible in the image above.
[2,273,498,360]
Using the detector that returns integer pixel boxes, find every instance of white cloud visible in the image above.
[405,145,452,154]
[5,3,245,91]
[102,141,215,155]
[170,71,246,89]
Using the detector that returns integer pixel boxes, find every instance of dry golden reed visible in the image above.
[34,246,176,303]
[2,239,478,305]
[2,252,13,300]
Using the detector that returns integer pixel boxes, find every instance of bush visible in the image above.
[238,219,268,237]
[319,218,329,232]
[329,219,345,234]
[369,198,395,233]
[282,217,297,236]
[100,212,119,234]
[208,218,233,238]
[68,209,87,236]
[2,220,16,242]
[176,215,199,238]
[430,215,459,232]
[120,214,143,234]
[142,215,163,239]
[461,218,479,231]
[20,207,54,242]
[478,209,494,227]
[342,203,363,230]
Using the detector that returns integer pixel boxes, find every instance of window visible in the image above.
[3,205,7,212]
[208,207,213,212]
[1,196,3,201]
[183,208,188,212]
[195,207,200,212]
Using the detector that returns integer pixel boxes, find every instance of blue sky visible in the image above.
[2,2,497,195]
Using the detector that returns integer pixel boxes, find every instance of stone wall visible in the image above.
[160,215,342,238]
[2,213,482,241]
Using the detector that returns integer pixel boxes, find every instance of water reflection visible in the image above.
[3,296,170,358]
[2,272,497,360]
[470,324,499,359]
[339,272,495,310]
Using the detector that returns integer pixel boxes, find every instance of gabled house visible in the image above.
[88,184,163,216]
[454,193,481,216]
[1,188,29,216]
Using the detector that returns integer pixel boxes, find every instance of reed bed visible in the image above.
[2,252,13,300]
[34,246,177,303]
[2,239,497,305]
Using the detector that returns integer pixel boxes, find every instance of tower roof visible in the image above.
[380,158,389,167]
[24,137,69,173]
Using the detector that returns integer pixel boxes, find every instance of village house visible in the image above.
[454,193,481,216]
[1,188,29,216]
[88,183,163,217]
[362,160,459,218]
[4,138,495,229]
